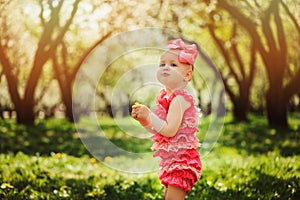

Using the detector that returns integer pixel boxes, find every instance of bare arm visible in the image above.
[131,95,190,137]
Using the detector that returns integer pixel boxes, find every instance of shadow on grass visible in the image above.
[1,172,299,200]
[1,114,300,158]
[189,171,300,200]
[221,114,300,157]
[0,118,89,157]
[0,175,163,200]
[0,118,152,158]
[1,113,299,158]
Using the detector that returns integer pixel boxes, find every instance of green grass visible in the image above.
[0,152,162,199]
[0,114,300,199]
[0,118,88,157]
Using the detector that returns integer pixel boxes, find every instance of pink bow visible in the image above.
[167,38,198,65]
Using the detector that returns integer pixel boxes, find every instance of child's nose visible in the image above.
[163,64,171,70]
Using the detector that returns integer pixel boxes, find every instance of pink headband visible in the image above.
[166,38,198,65]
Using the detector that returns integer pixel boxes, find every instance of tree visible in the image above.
[156,0,256,121]
[217,0,300,127]
[51,0,161,121]
[205,9,257,121]
[0,0,80,124]
[51,31,113,121]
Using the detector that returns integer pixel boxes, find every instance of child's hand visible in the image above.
[131,102,150,126]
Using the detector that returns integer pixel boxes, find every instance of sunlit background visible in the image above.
[0,0,299,199]
[1,0,299,126]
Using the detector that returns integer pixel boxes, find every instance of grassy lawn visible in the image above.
[0,114,299,199]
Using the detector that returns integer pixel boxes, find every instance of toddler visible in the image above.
[131,38,202,200]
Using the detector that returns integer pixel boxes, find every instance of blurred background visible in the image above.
[1,1,300,199]
[0,0,299,128]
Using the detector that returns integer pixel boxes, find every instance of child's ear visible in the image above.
[185,69,193,81]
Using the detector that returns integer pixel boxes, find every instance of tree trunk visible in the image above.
[216,89,226,118]
[64,100,74,122]
[1,0,80,125]
[15,101,35,124]
[233,101,248,121]
[52,32,113,122]
[61,82,74,122]
[266,89,288,127]
[216,0,295,128]
[232,88,249,121]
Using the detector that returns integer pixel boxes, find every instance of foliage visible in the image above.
[0,114,300,199]
[0,118,88,157]
[221,113,300,157]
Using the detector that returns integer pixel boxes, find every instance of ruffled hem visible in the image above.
[161,177,192,193]
[159,164,201,180]
[155,148,201,165]
[159,169,201,193]
[160,169,198,183]
[159,155,201,167]
[151,131,199,143]
[151,141,200,152]
[153,148,200,159]
[177,128,199,134]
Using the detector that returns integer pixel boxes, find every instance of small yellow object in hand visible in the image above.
[134,102,140,105]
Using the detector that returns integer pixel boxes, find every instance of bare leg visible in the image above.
[165,185,186,200]
[164,186,168,197]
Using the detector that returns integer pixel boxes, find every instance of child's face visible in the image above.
[157,50,193,91]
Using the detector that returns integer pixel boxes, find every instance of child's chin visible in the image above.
[158,79,172,87]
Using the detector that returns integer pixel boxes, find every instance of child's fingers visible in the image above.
[131,105,138,112]
[132,101,141,107]
[132,104,142,109]
[131,104,141,117]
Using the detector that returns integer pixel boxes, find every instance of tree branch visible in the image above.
[46,0,80,57]
[38,0,45,27]
[247,39,257,88]
[71,31,114,80]
[24,0,80,102]
[0,44,21,106]
[231,23,246,80]
[221,71,237,106]
[274,0,287,68]
[261,1,279,56]
[217,0,268,67]
[280,0,300,34]
[207,19,241,85]
[61,42,69,77]
[284,67,300,101]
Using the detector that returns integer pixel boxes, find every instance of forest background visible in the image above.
[0,0,299,199]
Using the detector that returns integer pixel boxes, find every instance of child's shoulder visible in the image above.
[170,89,194,103]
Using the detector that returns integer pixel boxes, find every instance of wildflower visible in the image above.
[104,156,112,162]
[1,183,14,189]
[56,153,62,158]
[90,158,97,164]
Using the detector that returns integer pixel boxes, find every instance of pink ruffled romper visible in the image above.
[150,89,202,193]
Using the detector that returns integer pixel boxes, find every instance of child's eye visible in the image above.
[171,63,177,67]
[160,63,165,67]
